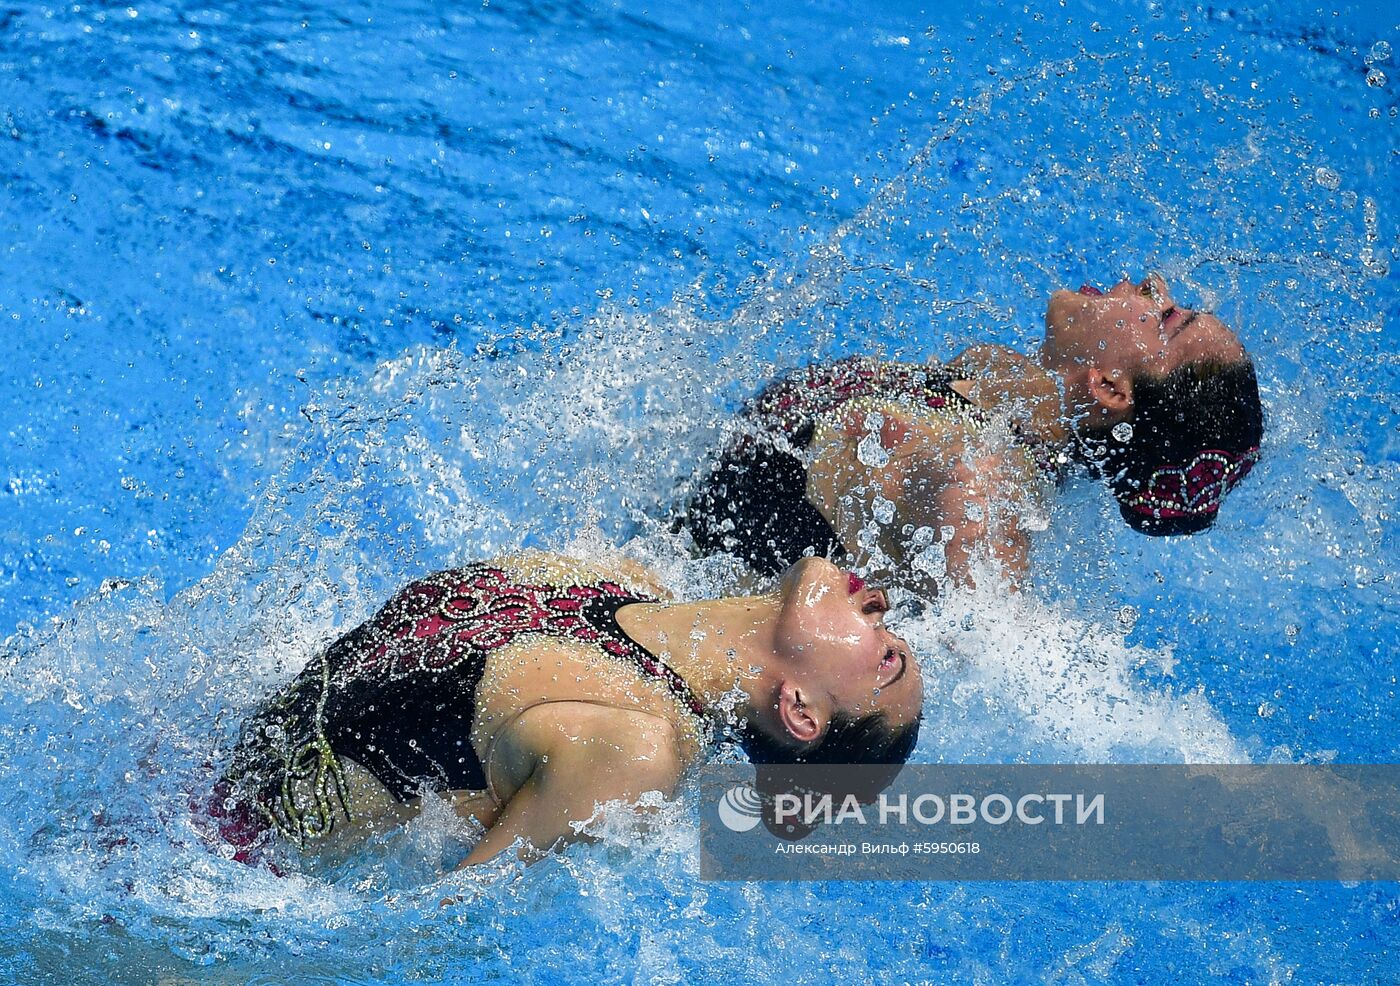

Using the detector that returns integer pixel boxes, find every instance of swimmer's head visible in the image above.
[1093,359,1263,534]
[1042,274,1264,534]
[736,558,923,766]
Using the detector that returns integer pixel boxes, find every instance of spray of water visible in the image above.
[2,6,1394,982]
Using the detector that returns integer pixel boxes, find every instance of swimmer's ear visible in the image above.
[1086,368,1133,417]
[777,683,823,745]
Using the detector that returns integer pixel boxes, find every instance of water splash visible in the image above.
[2,0,1396,981]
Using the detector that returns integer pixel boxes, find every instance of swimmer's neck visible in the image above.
[614,594,781,716]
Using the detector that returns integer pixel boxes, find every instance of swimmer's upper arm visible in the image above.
[491,550,671,601]
[838,424,1031,592]
[807,408,1034,591]
[459,706,683,867]
[916,442,1032,590]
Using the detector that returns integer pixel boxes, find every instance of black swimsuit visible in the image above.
[216,564,701,852]
[683,356,997,575]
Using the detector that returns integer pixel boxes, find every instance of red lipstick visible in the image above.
[847,572,867,595]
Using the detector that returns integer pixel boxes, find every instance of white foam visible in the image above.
[904,586,1247,764]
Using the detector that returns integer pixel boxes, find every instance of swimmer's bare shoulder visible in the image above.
[945,344,1037,377]
[947,344,1061,437]
[493,549,673,599]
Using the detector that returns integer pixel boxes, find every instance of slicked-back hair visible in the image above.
[1085,358,1264,535]
[737,709,921,767]
[736,710,922,839]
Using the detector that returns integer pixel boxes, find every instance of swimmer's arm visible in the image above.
[908,440,1032,591]
[494,550,672,601]
[807,408,1031,592]
[458,708,683,867]
[612,557,673,600]
[852,425,1030,593]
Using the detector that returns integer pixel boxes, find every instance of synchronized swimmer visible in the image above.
[684,273,1263,591]
[209,272,1263,871]
[210,552,921,867]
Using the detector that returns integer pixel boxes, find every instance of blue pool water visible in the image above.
[2,0,1398,981]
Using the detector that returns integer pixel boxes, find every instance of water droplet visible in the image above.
[873,496,895,525]
[856,431,889,468]
[1314,166,1342,190]
[1367,40,1392,64]
[1111,422,1134,443]
[1284,623,1300,645]
[1256,701,1276,719]
[1365,68,1387,88]
[1116,605,1139,633]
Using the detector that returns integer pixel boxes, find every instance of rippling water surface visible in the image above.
[2,0,1397,982]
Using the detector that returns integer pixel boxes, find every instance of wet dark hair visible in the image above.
[736,708,921,767]
[1084,359,1264,536]
[737,711,922,840]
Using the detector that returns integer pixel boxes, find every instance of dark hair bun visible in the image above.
[1099,360,1264,537]
[1118,500,1218,536]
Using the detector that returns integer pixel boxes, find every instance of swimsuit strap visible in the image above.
[579,593,710,722]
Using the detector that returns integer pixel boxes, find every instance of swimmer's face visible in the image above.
[772,558,923,737]
[1042,274,1246,378]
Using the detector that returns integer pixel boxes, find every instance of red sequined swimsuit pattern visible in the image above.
[211,565,700,857]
